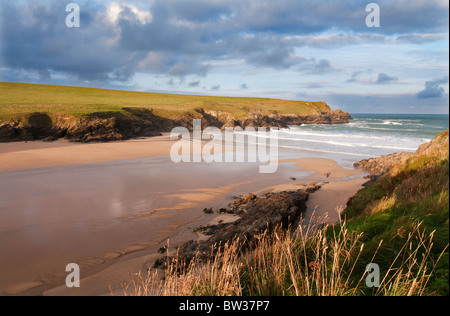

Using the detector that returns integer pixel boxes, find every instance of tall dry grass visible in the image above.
[122,218,446,296]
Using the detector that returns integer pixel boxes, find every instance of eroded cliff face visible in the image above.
[200,108,352,129]
[0,106,352,143]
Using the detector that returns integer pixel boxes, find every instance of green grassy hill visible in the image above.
[0,82,334,121]
[0,82,351,142]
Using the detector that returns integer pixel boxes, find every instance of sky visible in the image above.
[0,0,449,114]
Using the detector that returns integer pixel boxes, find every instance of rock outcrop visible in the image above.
[353,130,449,186]
[0,106,352,143]
[155,188,319,268]
[354,152,414,175]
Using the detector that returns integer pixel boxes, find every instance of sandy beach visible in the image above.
[0,135,179,172]
[0,136,365,296]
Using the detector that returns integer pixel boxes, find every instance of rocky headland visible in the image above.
[0,107,352,143]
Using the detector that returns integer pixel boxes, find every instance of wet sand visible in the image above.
[0,135,178,172]
[0,137,365,296]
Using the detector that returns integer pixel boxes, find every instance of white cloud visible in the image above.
[106,2,152,25]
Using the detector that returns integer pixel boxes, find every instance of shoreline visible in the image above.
[0,134,177,172]
[0,137,365,296]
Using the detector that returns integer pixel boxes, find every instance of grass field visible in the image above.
[0,82,332,122]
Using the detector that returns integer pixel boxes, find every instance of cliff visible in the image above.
[0,82,352,142]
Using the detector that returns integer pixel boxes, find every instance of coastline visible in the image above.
[0,83,353,144]
[0,136,365,296]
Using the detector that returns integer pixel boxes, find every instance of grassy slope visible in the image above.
[0,82,332,122]
[342,130,449,295]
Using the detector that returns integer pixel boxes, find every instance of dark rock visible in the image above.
[66,117,125,142]
[158,247,168,254]
[0,113,57,142]
[0,105,353,143]
[203,208,214,214]
[155,189,311,269]
[217,208,235,215]
[304,183,322,193]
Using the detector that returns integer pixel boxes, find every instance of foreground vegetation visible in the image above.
[342,130,449,295]
[0,82,332,122]
[123,131,449,296]
[125,220,444,296]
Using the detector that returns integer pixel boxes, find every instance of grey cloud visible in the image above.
[1,1,137,82]
[1,0,448,86]
[345,70,398,85]
[302,82,325,89]
[310,59,334,74]
[347,71,363,83]
[378,0,449,34]
[396,33,447,44]
[325,92,449,114]
[164,0,234,22]
[249,48,298,69]
[189,80,201,87]
[240,83,248,90]
[376,73,398,84]
[417,77,449,98]
[168,61,211,77]
[211,85,221,91]
[225,0,448,35]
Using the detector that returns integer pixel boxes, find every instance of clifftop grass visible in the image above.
[0,82,333,122]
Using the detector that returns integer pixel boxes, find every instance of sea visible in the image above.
[274,114,449,167]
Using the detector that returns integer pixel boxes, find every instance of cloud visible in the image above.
[346,70,400,85]
[376,73,398,84]
[396,33,448,44]
[106,2,152,25]
[310,59,334,74]
[347,71,363,83]
[240,83,248,90]
[1,1,138,82]
[301,81,326,89]
[163,0,233,23]
[168,61,211,77]
[211,85,221,91]
[188,80,201,87]
[417,77,449,98]
[325,92,449,114]
[233,0,448,35]
[0,0,448,90]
